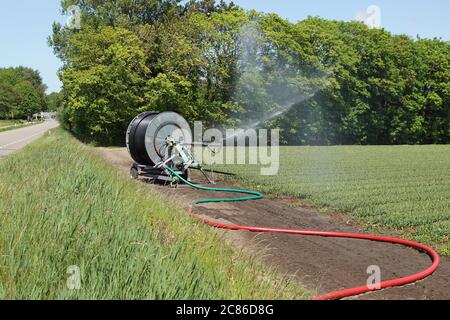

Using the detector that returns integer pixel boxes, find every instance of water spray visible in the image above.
[228,20,333,143]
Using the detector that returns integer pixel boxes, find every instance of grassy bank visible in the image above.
[0,120,18,127]
[0,130,307,300]
[215,146,450,255]
[0,120,43,133]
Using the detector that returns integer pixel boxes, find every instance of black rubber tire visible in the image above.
[130,165,139,180]
[126,112,159,166]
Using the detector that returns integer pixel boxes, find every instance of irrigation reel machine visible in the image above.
[126,111,230,185]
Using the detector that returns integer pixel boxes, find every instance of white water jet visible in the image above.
[225,19,333,143]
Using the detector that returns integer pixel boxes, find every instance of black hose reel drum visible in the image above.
[126,112,193,182]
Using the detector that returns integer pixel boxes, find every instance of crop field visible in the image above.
[0,130,306,299]
[215,146,450,255]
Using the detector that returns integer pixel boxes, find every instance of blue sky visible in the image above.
[0,1,449,93]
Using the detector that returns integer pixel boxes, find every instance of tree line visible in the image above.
[0,67,53,120]
[50,0,450,145]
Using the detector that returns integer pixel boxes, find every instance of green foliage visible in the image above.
[0,82,16,119]
[0,129,307,299]
[0,67,47,119]
[63,0,182,27]
[277,19,450,145]
[137,9,247,125]
[59,26,149,143]
[46,92,62,112]
[50,1,450,145]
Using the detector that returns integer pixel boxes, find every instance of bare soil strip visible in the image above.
[99,147,450,300]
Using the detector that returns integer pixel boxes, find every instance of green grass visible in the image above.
[0,120,19,127]
[0,130,308,300]
[0,120,42,133]
[214,146,450,255]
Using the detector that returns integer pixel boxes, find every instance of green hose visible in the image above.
[164,166,263,205]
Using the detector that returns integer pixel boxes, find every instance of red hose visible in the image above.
[191,210,440,300]
[165,166,440,300]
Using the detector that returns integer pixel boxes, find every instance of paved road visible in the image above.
[0,120,59,158]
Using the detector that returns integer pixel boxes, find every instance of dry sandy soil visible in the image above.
[98,147,450,300]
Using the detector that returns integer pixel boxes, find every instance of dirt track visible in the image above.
[99,147,450,300]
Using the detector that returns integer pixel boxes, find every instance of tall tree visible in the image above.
[45,92,62,112]
[0,67,47,119]
[59,26,149,142]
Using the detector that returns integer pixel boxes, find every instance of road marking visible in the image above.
[0,128,51,149]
